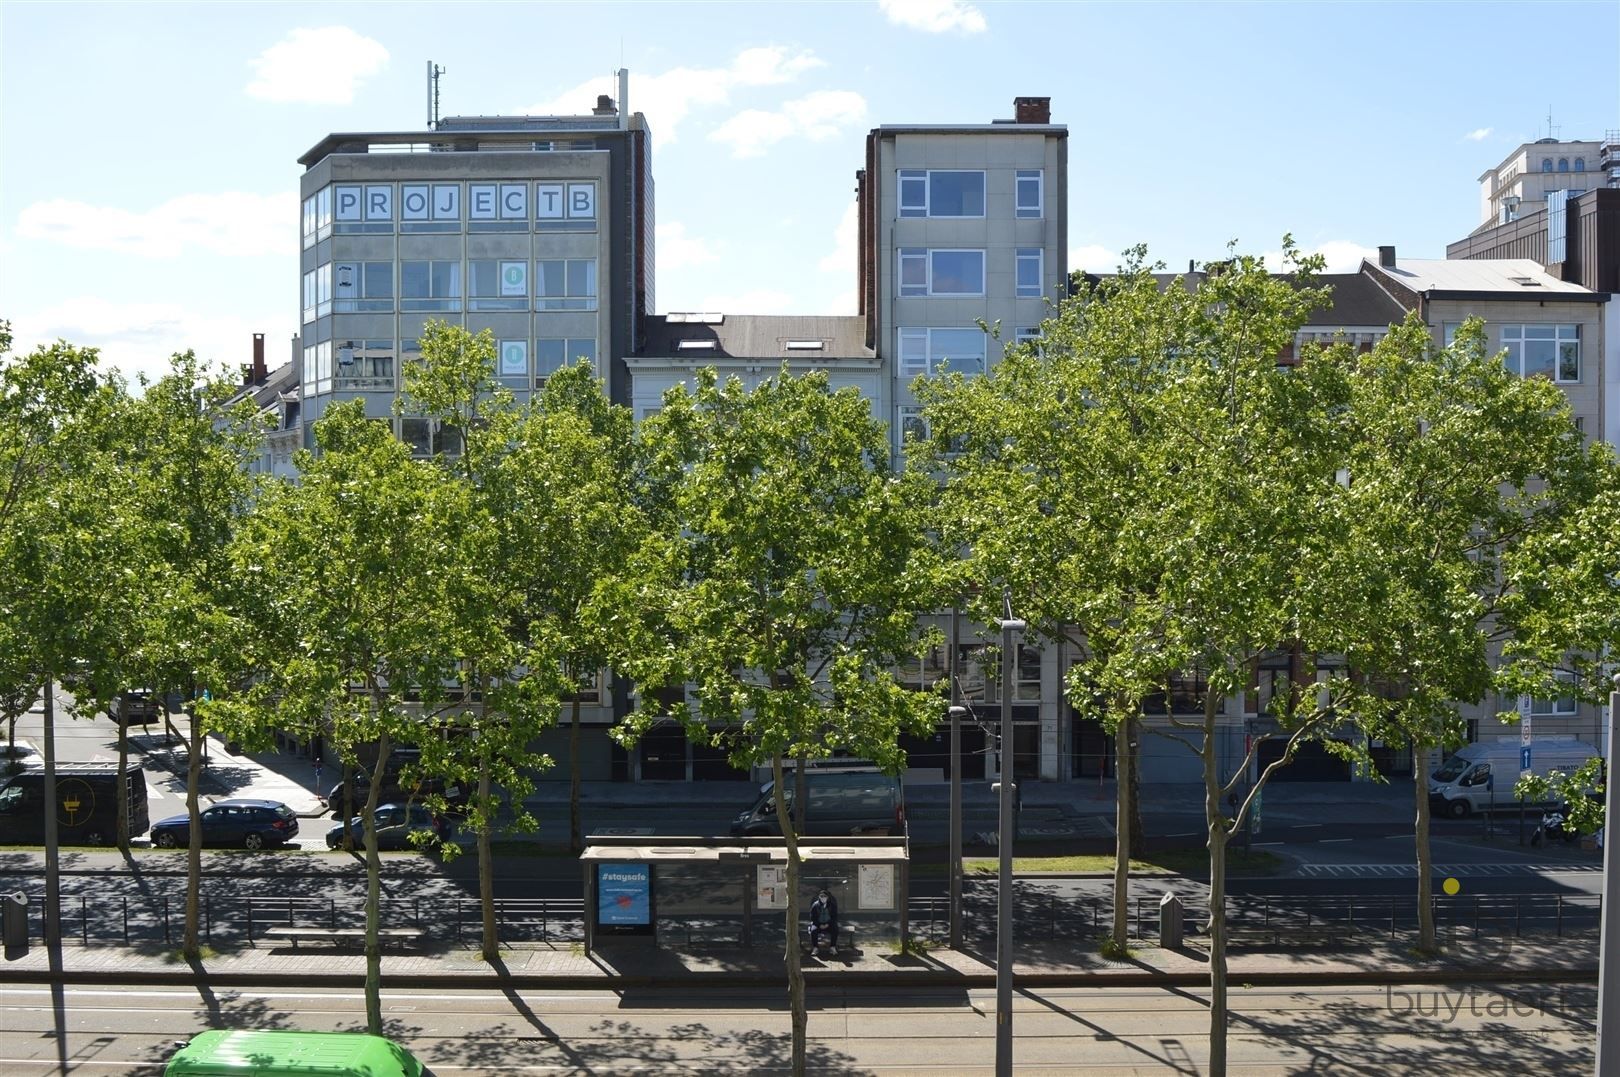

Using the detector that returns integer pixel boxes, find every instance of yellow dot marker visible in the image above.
[1442,877,1461,896]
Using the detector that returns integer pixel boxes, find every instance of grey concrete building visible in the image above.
[294,78,654,450]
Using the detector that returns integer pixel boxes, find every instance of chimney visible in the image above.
[1378,245,1397,268]
[593,94,617,117]
[251,333,266,385]
[1013,96,1051,124]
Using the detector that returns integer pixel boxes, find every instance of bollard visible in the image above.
[1159,891,1184,950]
[3,891,28,959]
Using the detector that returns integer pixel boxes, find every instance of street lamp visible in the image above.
[947,704,969,950]
[994,593,1025,1077]
[1596,673,1620,1076]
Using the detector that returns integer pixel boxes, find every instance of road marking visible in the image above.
[1320,838,1352,843]
[1292,824,1323,829]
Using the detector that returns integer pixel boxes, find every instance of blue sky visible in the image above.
[3,0,1616,384]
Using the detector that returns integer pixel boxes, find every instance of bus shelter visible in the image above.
[581,835,909,954]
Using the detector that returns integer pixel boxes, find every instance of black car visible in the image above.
[325,771,466,815]
[325,802,450,851]
[150,799,299,850]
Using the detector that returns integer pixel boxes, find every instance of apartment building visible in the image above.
[1474,135,1617,230]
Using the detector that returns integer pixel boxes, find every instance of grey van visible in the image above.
[731,770,906,837]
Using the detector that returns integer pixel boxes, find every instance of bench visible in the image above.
[261,926,424,949]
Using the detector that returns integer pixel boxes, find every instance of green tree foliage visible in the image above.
[230,400,475,1031]
[1319,314,1598,952]
[625,367,941,1077]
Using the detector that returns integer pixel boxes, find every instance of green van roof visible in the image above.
[165,1030,424,1077]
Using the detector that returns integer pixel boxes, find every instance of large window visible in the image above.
[1016,170,1043,218]
[898,327,987,377]
[333,262,393,312]
[469,259,529,311]
[335,340,394,389]
[536,259,597,310]
[898,170,985,218]
[898,248,985,297]
[1500,324,1579,382]
[302,340,333,396]
[1016,248,1044,298]
[535,337,598,382]
[1531,676,1578,716]
[400,260,461,312]
[1143,669,1226,715]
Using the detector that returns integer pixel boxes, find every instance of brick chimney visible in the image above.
[251,332,266,385]
[592,94,617,117]
[1378,245,1397,268]
[1014,96,1051,124]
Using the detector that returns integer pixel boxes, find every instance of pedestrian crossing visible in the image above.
[1298,861,1600,878]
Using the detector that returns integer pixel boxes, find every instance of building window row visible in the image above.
[496,337,599,383]
[308,258,598,320]
[1539,157,1586,173]
[897,247,1050,299]
[1500,324,1580,382]
[897,169,1045,220]
[303,335,597,398]
[302,181,598,245]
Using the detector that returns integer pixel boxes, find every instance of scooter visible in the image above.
[1532,807,1579,847]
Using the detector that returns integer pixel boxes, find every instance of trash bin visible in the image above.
[1158,891,1184,950]
[3,891,27,959]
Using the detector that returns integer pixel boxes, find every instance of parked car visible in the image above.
[325,802,451,851]
[108,690,162,727]
[150,798,299,850]
[0,762,149,845]
[165,1029,425,1077]
[325,770,466,815]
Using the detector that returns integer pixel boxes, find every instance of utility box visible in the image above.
[1158,891,1184,950]
[3,891,27,959]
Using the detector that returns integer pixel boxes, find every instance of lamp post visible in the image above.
[949,607,963,951]
[1596,673,1620,1077]
[994,594,1025,1077]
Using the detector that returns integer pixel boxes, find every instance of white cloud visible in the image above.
[16,191,297,258]
[819,202,859,273]
[246,27,389,104]
[879,0,987,34]
[656,222,719,271]
[519,46,824,147]
[1464,127,1493,142]
[1259,240,1378,274]
[819,288,857,316]
[1071,245,1121,274]
[11,298,289,387]
[694,288,796,314]
[711,90,868,158]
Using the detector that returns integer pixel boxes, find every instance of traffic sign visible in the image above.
[1521,746,1533,774]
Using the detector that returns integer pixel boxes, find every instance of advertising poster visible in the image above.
[756,865,788,909]
[597,863,651,926]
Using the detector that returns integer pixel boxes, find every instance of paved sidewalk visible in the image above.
[3,926,1596,991]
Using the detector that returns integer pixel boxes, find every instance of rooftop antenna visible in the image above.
[427,61,445,129]
[1546,105,1560,141]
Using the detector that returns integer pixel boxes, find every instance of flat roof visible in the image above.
[1374,258,1598,296]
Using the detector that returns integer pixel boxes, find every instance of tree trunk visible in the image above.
[116,722,130,851]
[1413,737,1437,954]
[341,762,355,851]
[569,694,583,854]
[1110,708,1133,952]
[363,727,392,1035]
[1128,721,1145,852]
[182,696,202,959]
[478,752,497,961]
[1204,701,1229,1077]
[773,752,808,1077]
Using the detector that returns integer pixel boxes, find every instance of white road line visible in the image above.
[1320,838,1352,843]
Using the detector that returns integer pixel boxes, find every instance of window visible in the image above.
[1575,157,1586,171]
[401,417,433,457]
[1016,170,1043,218]
[303,340,332,396]
[302,194,317,248]
[898,327,987,377]
[316,187,332,239]
[1016,248,1044,298]
[897,248,985,296]
[1016,644,1041,701]
[535,337,597,382]
[898,405,929,444]
[400,260,461,311]
[1558,158,1569,172]
[1143,668,1226,715]
[1531,677,1578,716]
[498,339,528,379]
[468,259,529,310]
[301,270,317,324]
[334,340,394,389]
[1542,158,1554,172]
[897,170,985,218]
[1500,324,1579,381]
[333,262,393,312]
[536,259,597,310]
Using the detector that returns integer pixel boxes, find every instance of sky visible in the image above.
[2,0,1616,385]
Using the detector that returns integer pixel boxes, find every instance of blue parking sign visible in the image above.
[1521,746,1532,773]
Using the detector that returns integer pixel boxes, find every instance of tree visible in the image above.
[624,367,941,1077]
[397,321,571,961]
[914,249,1204,956]
[230,400,474,1030]
[1320,314,1596,953]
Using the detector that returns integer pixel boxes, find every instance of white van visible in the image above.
[1428,737,1599,819]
